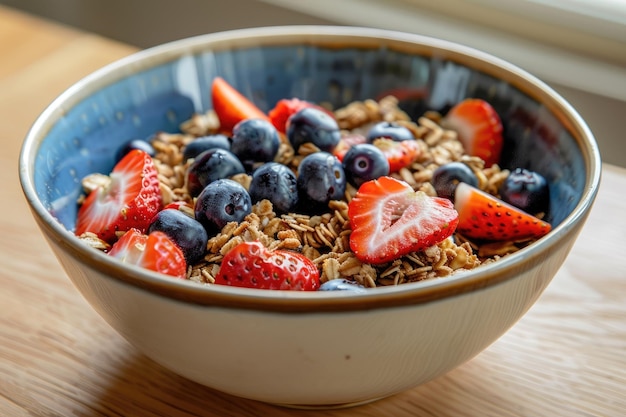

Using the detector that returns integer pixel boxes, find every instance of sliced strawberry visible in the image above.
[372,138,421,173]
[162,201,192,211]
[443,98,503,167]
[162,201,195,218]
[75,149,162,243]
[374,87,427,102]
[108,228,187,278]
[348,176,459,264]
[454,182,551,241]
[333,133,367,162]
[268,98,334,134]
[215,241,320,291]
[211,76,269,133]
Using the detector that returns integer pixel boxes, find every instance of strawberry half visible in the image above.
[333,133,367,162]
[162,200,195,217]
[443,98,503,167]
[108,228,187,278]
[215,241,320,291]
[268,98,334,134]
[75,149,162,243]
[348,176,459,264]
[372,138,422,173]
[211,76,269,133]
[454,182,551,241]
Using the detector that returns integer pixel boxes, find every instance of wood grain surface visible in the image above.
[1,5,624,416]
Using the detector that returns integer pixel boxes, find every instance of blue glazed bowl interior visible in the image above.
[34,31,589,236]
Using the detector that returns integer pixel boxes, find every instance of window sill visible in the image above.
[259,0,626,102]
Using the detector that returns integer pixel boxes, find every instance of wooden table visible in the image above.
[1,5,625,416]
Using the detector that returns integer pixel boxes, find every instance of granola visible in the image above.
[135,95,528,288]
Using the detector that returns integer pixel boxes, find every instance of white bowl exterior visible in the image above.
[44,229,575,406]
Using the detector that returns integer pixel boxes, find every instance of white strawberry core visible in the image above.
[95,172,127,218]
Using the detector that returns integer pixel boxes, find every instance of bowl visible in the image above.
[19,26,601,408]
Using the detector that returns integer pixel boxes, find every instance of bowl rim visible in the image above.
[19,25,602,313]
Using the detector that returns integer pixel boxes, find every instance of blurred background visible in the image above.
[3,0,624,167]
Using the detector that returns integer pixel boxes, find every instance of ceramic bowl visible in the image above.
[19,26,601,408]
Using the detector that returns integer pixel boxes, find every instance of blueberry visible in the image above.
[366,121,414,142]
[116,139,155,162]
[148,208,208,264]
[342,144,390,188]
[183,134,231,162]
[186,149,246,197]
[318,279,367,292]
[249,162,298,214]
[297,152,346,211]
[499,168,550,214]
[286,107,340,153]
[194,179,252,235]
[231,119,280,169]
[432,162,479,201]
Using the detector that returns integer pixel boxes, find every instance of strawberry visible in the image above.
[211,76,269,133]
[161,201,195,217]
[372,138,421,173]
[75,149,162,243]
[454,182,551,241]
[268,98,334,134]
[348,176,459,264]
[108,228,187,278]
[215,241,320,291]
[162,201,193,211]
[332,133,367,162]
[443,98,503,167]
[374,87,427,102]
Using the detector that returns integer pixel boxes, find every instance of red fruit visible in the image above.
[454,182,551,241]
[268,98,334,133]
[75,149,162,242]
[374,87,427,102]
[348,176,459,264]
[162,201,192,210]
[372,138,421,173]
[108,228,187,278]
[211,76,269,133]
[332,133,367,162]
[443,98,504,167]
[215,241,320,291]
[161,201,195,217]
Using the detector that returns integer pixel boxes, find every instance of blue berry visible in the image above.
[186,149,245,197]
[432,162,479,201]
[499,168,550,214]
[297,152,346,211]
[286,107,340,153]
[249,162,298,214]
[116,139,155,162]
[194,179,252,234]
[148,208,208,264]
[342,143,390,188]
[318,279,367,292]
[366,121,414,142]
[183,134,231,162]
[231,119,280,169]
